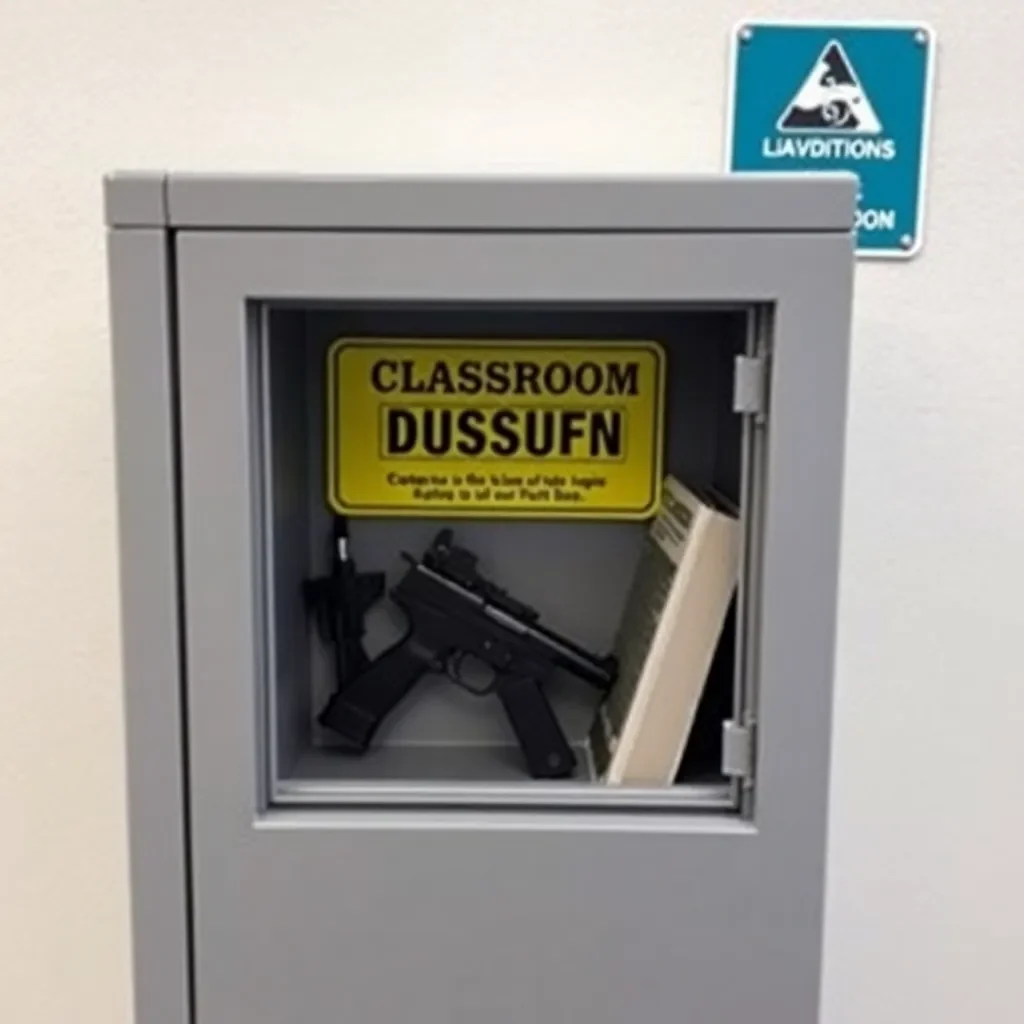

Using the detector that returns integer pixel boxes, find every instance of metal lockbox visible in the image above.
[106,173,855,1024]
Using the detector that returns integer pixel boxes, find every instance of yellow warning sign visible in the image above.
[327,339,665,519]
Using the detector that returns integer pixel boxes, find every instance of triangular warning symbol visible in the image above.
[777,40,882,135]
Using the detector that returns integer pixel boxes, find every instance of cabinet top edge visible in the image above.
[104,171,168,228]
[104,171,857,232]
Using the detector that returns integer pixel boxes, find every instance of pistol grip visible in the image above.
[495,675,577,780]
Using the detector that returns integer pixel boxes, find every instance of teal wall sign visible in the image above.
[727,21,936,258]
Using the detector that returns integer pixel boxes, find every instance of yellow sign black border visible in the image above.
[326,338,665,520]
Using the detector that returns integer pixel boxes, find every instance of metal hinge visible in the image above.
[722,720,755,782]
[732,355,767,419]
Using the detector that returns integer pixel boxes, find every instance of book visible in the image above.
[589,475,740,785]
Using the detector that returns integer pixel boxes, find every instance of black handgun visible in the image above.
[318,529,617,779]
[304,517,386,692]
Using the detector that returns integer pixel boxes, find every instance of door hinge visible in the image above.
[722,720,755,782]
[733,355,767,419]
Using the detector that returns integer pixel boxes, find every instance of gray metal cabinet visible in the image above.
[105,173,856,1024]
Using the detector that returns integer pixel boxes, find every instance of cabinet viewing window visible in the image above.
[260,302,763,813]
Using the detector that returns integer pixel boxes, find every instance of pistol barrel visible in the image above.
[406,539,616,692]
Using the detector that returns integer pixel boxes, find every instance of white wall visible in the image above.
[1,1,1021,1022]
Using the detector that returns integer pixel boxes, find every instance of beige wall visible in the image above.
[2,2,1022,1022]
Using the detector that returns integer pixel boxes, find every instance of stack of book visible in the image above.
[589,476,740,785]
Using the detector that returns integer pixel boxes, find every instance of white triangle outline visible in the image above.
[776,39,883,136]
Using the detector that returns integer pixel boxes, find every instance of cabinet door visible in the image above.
[175,228,851,1024]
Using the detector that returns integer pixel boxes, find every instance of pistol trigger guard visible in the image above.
[446,651,499,698]
[446,651,474,691]
[441,652,459,682]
